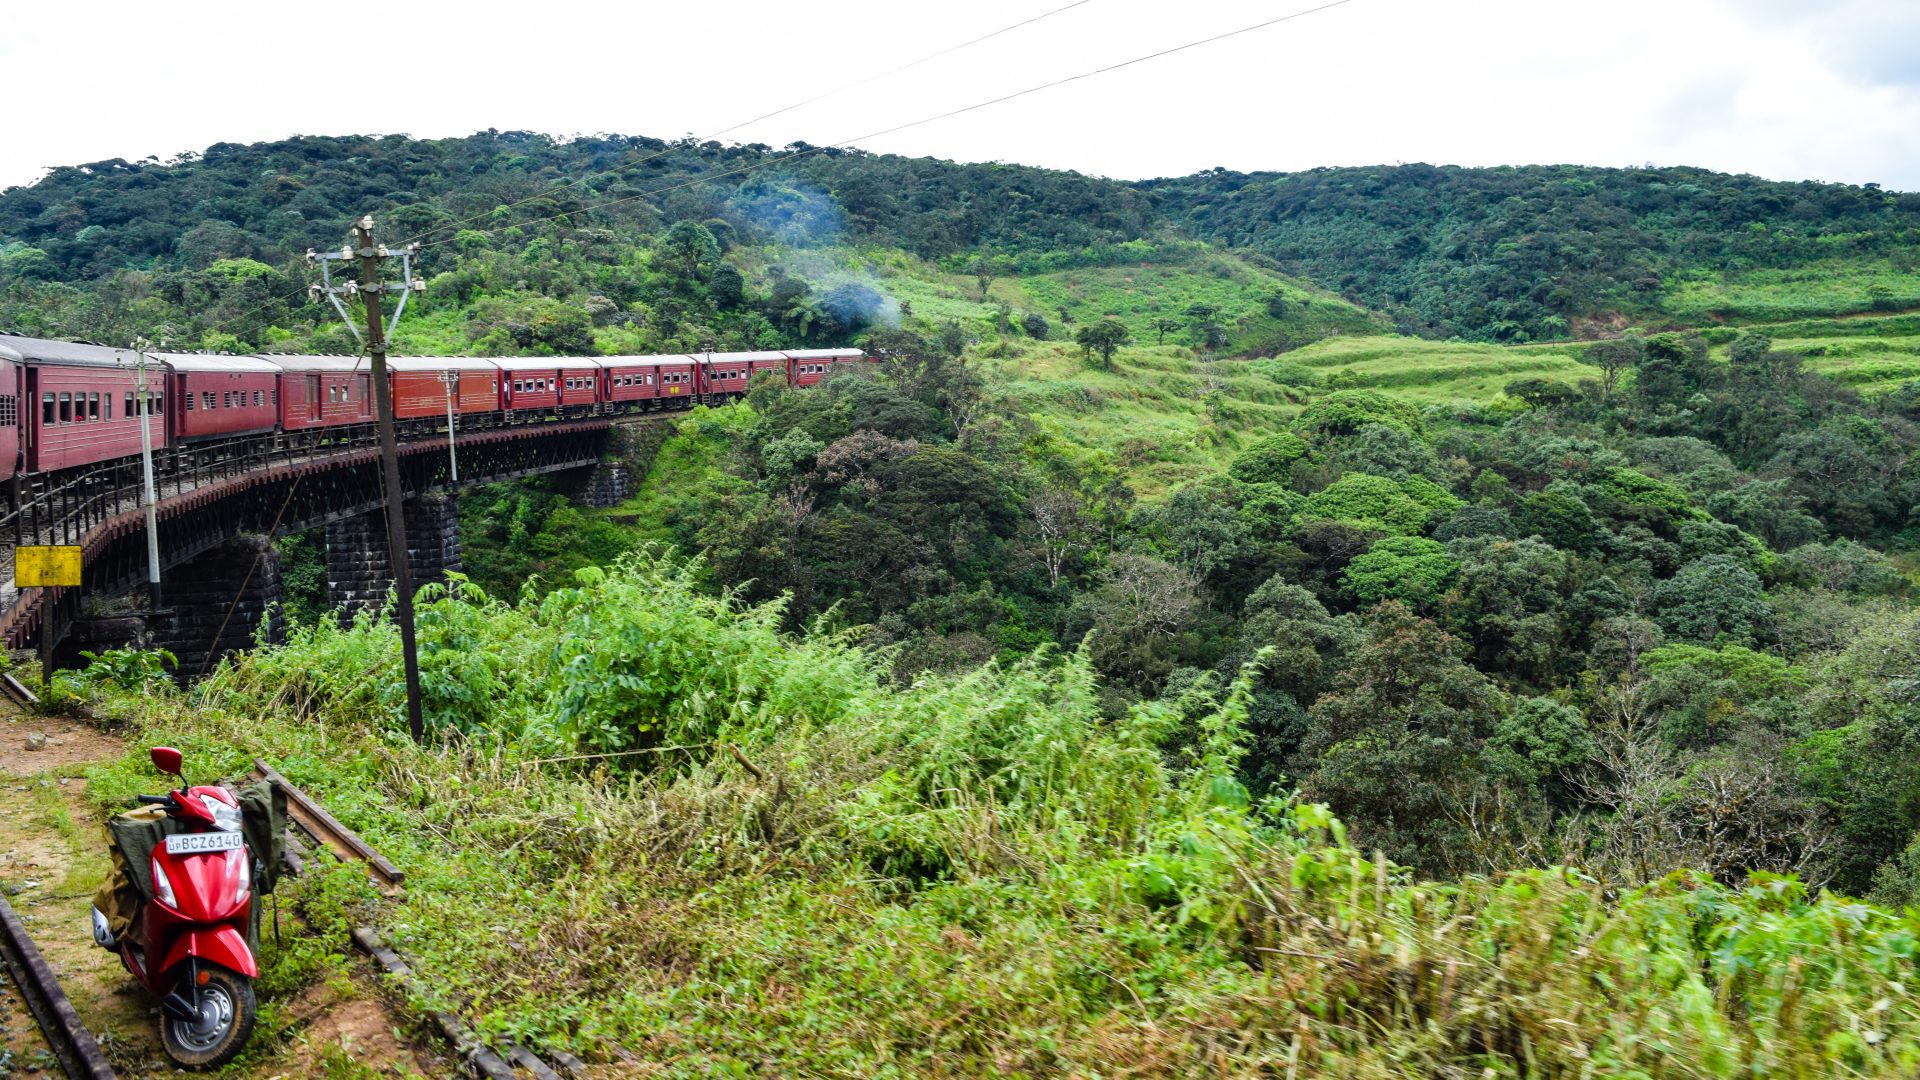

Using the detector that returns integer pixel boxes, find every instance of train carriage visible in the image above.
[385,357,502,419]
[697,352,757,401]
[0,345,23,481]
[266,356,374,431]
[598,355,693,412]
[741,350,792,385]
[785,348,865,387]
[493,358,564,417]
[2,335,169,475]
[161,354,280,441]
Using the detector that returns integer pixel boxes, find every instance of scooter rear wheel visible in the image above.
[159,964,256,1069]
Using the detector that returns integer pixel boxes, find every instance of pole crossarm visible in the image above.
[311,215,430,742]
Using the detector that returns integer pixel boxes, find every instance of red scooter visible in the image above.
[92,746,258,1067]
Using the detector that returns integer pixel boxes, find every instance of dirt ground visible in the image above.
[0,707,445,1079]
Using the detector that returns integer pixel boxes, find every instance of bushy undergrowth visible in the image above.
[84,559,1920,1076]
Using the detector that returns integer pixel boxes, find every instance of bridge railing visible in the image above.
[1,424,399,549]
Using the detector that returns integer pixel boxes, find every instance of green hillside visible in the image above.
[12,131,1920,1078]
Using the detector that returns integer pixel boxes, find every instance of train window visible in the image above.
[128,393,138,416]
[89,393,100,421]
[59,393,72,423]
[270,389,277,406]
[253,390,262,406]
[0,395,14,427]
[42,393,55,425]
[103,395,111,420]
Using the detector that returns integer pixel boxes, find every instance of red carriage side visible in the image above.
[3,335,169,474]
[158,354,280,441]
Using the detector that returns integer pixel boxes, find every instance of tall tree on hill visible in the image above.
[1076,319,1129,371]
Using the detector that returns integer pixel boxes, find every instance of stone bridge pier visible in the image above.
[151,535,285,681]
[324,494,463,616]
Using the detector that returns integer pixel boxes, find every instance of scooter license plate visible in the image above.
[163,831,243,855]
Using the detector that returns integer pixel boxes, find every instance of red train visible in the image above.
[0,336,869,483]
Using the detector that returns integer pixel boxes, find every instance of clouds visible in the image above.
[1724,0,1920,89]
[0,0,1913,195]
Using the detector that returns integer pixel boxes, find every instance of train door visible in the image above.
[306,375,322,422]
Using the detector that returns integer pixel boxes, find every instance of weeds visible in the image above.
[78,556,1920,1075]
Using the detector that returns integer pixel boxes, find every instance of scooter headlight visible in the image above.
[151,857,177,908]
[202,795,243,833]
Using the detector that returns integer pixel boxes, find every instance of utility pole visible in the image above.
[131,339,162,610]
[309,218,427,741]
[440,369,459,483]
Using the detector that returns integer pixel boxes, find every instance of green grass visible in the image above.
[979,342,1310,496]
[1664,261,1920,323]
[1703,313,1920,395]
[1287,335,1599,401]
[1011,252,1383,353]
[973,334,1601,497]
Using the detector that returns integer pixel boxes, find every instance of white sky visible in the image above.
[1,0,1915,193]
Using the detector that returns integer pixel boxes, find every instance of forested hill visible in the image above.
[3,131,1917,345]
[1141,164,1920,341]
[0,132,1156,279]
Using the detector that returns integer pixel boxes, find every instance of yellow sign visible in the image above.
[16,546,81,587]
[668,386,681,394]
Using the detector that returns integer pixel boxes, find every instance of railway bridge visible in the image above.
[0,417,643,678]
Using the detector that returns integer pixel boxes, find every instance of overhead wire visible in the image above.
[182,0,1110,340]
[396,0,1101,247]
[420,0,1361,251]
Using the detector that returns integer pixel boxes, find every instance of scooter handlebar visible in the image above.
[135,794,174,806]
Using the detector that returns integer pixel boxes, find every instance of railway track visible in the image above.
[0,671,567,1077]
[256,760,574,1079]
[0,886,116,1079]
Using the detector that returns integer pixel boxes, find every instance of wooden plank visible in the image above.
[252,759,404,888]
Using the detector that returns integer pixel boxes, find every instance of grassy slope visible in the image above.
[978,343,1307,497]
[1663,261,1920,323]
[1714,312,1920,394]
[1289,335,1598,400]
[64,570,1920,1079]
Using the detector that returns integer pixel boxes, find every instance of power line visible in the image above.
[203,0,1361,334]
[397,0,1100,247]
[424,0,1361,250]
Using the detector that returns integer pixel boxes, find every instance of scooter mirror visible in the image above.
[150,746,183,778]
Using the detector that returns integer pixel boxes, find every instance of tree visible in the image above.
[1021,312,1050,340]
[1585,336,1642,401]
[1150,316,1183,344]
[1341,535,1458,608]
[1652,555,1774,647]
[1227,433,1311,485]
[1026,485,1088,588]
[1075,319,1129,370]
[659,220,720,281]
[1297,603,1511,873]
[1073,553,1201,692]
[969,255,999,300]
[709,263,745,308]
[1505,377,1578,410]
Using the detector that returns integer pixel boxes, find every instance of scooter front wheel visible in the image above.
[159,964,256,1069]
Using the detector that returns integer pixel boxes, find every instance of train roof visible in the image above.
[596,354,698,368]
[708,351,789,363]
[384,357,502,374]
[258,355,369,373]
[0,334,141,368]
[490,357,599,372]
[154,352,282,374]
[785,348,865,360]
